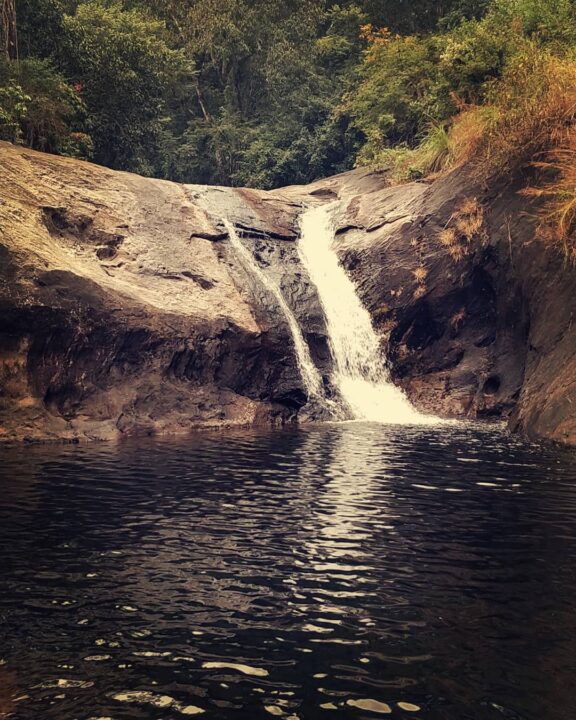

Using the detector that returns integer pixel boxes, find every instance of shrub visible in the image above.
[522,130,576,260]
[385,47,576,184]
[350,0,576,185]
[0,82,30,143]
[476,49,576,175]
[0,58,90,156]
[348,33,455,164]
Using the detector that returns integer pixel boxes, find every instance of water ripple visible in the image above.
[0,423,576,719]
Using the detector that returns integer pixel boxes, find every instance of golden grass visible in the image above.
[393,50,576,190]
[451,307,466,330]
[521,129,576,259]
[438,227,457,247]
[438,197,485,261]
[370,47,576,259]
[413,266,428,283]
[453,197,484,240]
[447,52,576,177]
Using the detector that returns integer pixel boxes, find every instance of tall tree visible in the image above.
[1,0,17,61]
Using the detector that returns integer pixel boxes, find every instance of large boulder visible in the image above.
[0,143,330,442]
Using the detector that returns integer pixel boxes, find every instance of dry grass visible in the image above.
[448,51,576,178]
[453,197,484,240]
[396,50,576,191]
[445,52,576,259]
[438,227,457,247]
[482,53,576,173]
[448,244,466,262]
[412,265,428,299]
[438,197,485,261]
[413,266,428,283]
[521,128,576,259]
[451,307,466,330]
[446,105,499,168]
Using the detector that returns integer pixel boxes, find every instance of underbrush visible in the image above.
[384,50,576,257]
[521,131,576,260]
[387,50,576,178]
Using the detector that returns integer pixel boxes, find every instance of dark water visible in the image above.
[1,423,576,720]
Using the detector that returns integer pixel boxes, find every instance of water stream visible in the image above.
[224,219,324,399]
[298,204,433,423]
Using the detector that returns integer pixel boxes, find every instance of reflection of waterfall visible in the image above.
[299,205,435,424]
[224,219,323,399]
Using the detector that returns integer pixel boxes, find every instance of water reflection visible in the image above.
[0,423,575,719]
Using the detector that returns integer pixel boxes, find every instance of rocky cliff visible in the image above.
[1,142,575,445]
[309,166,576,445]
[0,143,331,442]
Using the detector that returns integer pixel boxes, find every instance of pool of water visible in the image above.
[1,423,576,720]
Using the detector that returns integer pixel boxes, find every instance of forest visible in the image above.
[1,0,575,227]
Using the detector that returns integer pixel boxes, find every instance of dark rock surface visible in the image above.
[300,166,576,445]
[1,142,575,445]
[0,143,329,442]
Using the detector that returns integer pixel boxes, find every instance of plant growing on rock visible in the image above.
[522,130,576,260]
[439,197,485,261]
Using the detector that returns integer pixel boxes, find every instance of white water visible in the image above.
[224,220,324,399]
[298,205,436,424]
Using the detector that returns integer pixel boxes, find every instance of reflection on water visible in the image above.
[1,423,576,720]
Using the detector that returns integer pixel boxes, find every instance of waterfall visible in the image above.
[298,204,435,424]
[224,220,324,399]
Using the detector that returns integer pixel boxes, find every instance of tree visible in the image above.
[61,0,186,174]
[1,0,17,61]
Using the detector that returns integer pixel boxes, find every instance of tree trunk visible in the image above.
[1,0,17,61]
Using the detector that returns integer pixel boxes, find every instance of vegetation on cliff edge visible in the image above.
[1,0,575,252]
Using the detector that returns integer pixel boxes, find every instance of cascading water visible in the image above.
[223,219,324,400]
[298,204,435,424]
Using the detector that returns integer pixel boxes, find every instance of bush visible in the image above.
[348,32,455,163]
[62,0,186,174]
[522,130,576,260]
[0,58,90,156]
[0,82,30,143]
[349,0,576,178]
[477,50,576,173]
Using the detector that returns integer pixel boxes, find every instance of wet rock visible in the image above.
[0,143,317,443]
[2,141,576,446]
[304,165,576,445]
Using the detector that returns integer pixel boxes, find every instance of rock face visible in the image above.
[307,166,576,445]
[0,143,331,442]
[1,142,576,445]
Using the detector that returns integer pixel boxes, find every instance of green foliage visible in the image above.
[348,33,454,164]
[0,58,89,154]
[359,0,489,34]
[348,0,576,173]
[61,0,186,174]
[6,0,576,189]
[16,0,67,58]
[156,0,366,186]
[0,81,30,143]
